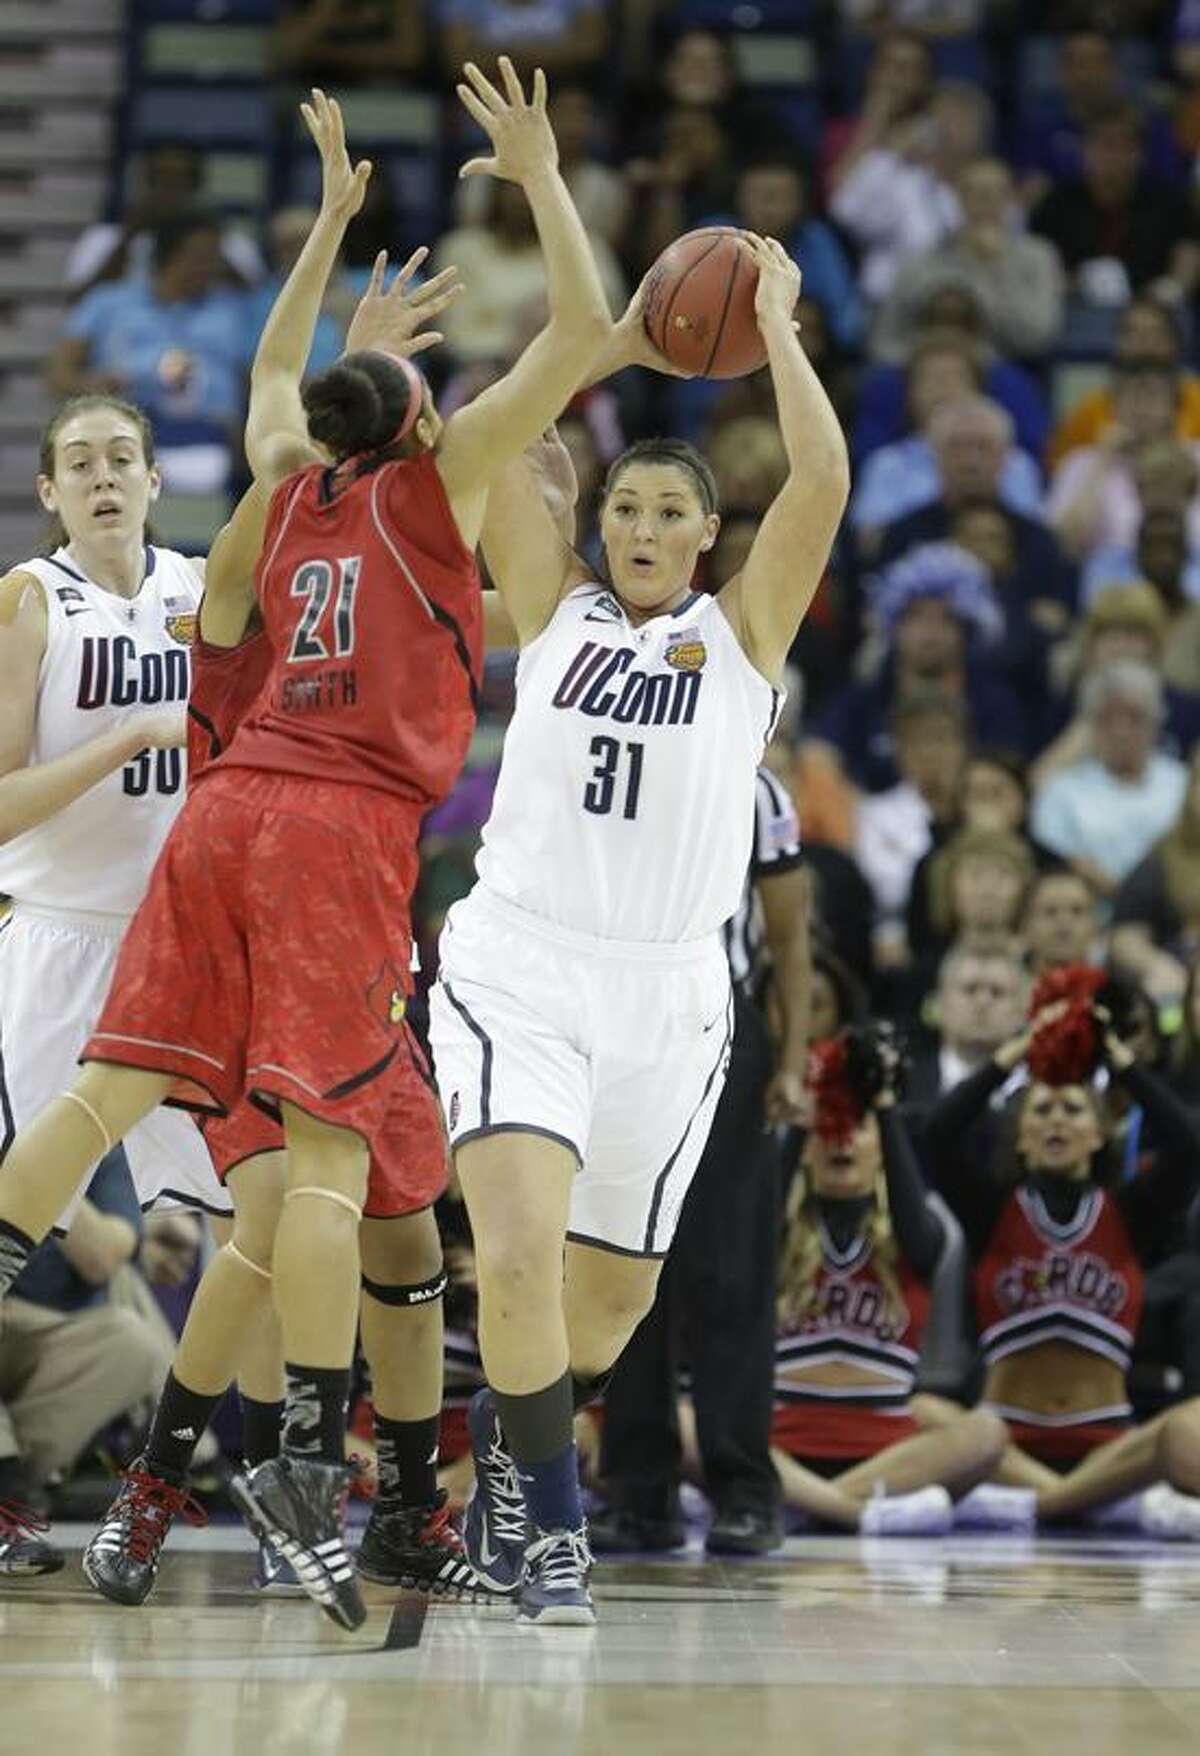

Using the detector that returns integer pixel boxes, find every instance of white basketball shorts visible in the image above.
[0,902,231,1228]
[428,887,733,1258]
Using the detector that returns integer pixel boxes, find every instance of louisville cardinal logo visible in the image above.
[367,962,407,1029]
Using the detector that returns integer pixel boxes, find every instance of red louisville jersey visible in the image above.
[775,1226,931,1412]
[187,625,272,782]
[974,1184,1144,1372]
[213,453,482,809]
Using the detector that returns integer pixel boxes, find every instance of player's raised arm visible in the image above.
[244,90,373,486]
[716,235,851,685]
[436,60,610,549]
[480,426,591,643]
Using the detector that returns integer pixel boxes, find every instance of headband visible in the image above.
[371,350,425,445]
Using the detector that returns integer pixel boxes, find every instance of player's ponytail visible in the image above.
[302,351,426,464]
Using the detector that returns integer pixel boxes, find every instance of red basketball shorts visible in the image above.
[200,1025,448,1218]
[84,768,424,1151]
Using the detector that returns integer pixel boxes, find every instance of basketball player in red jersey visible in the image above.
[80,95,481,1610]
[0,67,611,1631]
[923,975,1200,1534]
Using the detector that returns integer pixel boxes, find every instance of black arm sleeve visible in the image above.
[1115,1063,1200,1257]
[878,1108,946,1280]
[924,1059,1012,1255]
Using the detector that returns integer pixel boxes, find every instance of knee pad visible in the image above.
[283,1185,362,1221]
[361,1265,448,1307]
[223,1239,272,1282]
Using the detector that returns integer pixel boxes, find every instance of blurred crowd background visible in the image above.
[10,0,1200,1527]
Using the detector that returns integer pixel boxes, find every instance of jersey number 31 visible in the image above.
[583,736,644,820]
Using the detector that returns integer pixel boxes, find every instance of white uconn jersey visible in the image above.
[0,546,198,915]
[476,584,783,941]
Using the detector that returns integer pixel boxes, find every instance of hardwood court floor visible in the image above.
[5,1525,1200,1754]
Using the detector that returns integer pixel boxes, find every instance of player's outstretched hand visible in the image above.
[346,247,465,358]
[456,57,557,186]
[743,232,802,335]
[525,425,578,512]
[302,87,372,221]
[127,706,188,752]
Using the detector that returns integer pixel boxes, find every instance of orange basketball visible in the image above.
[642,227,767,380]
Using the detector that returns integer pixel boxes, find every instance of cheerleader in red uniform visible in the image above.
[924,967,1200,1534]
[771,1025,1019,1533]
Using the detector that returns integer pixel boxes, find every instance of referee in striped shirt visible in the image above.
[593,766,811,1556]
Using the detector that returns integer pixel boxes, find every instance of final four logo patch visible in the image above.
[163,595,197,645]
[665,626,707,672]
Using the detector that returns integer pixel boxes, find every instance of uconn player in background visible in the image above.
[429,234,850,1625]
[81,93,476,1611]
[0,66,609,1632]
[0,402,232,1230]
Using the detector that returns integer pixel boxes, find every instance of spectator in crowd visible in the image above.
[905,941,1030,1109]
[1029,104,1200,306]
[855,690,969,966]
[923,826,1036,962]
[859,284,1050,459]
[1022,867,1103,974]
[1047,296,1200,470]
[1038,583,1200,779]
[1031,661,1189,896]
[1082,444,1200,604]
[65,143,263,299]
[708,418,789,516]
[245,207,345,378]
[815,543,1024,795]
[624,103,736,272]
[1111,747,1200,1005]
[1048,363,1200,566]
[1167,954,1200,1102]
[908,748,1057,963]
[852,374,1044,550]
[876,399,1076,613]
[0,1151,185,1575]
[434,179,624,365]
[49,212,249,494]
[831,78,991,304]
[271,0,427,83]
[873,157,1064,363]
[1014,25,1184,200]
[823,27,937,187]
[433,0,608,79]
[704,156,864,352]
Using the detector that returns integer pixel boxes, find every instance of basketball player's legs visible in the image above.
[563,1241,662,1383]
[353,1207,479,1596]
[0,1065,171,1297]
[360,1210,445,1428]
[82,1154,288,1608]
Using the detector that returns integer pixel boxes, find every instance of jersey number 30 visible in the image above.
[584,736,644,820]
[288,557,362,663]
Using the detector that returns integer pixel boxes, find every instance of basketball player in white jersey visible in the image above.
[0,397,228,1229]
[429,233,850,1623]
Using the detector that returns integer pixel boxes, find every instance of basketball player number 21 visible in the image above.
[583,736,644,820]
[288,556,361,662]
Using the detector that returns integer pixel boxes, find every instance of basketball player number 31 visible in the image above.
[583,736,644,820]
